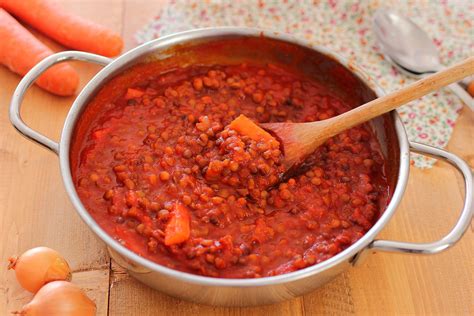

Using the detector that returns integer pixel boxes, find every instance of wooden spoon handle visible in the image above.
[327,56,474,135]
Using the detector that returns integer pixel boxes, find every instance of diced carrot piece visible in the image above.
[91,128,109,139]
[164,203,190,246]
[125,88,144,100]
[228,114,277,144]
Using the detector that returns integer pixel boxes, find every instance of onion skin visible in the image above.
[14,281,96,316]
[8,247,72,293]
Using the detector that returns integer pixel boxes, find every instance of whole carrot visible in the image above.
[1,0,123,57]
[0,9,79,96]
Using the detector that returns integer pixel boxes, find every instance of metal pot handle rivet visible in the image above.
[368,142,473,254]
[9,51,112,155]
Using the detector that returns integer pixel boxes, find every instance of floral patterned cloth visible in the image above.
[136,0,474,168]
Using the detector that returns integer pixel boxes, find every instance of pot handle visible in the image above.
[9,51,112,155]
[369,142,473,254]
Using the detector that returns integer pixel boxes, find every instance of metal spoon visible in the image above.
[373,8,474,111]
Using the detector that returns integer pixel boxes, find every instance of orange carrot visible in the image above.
[164,203,191,246]
[0,8,78,96]
[229,114,278,144]
[467,80,474,97]
[124,88,144,100]
[0,0,123,57]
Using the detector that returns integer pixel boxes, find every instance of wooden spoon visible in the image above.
[257,56,474,169]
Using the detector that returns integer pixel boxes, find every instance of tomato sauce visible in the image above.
[72,62,389,278]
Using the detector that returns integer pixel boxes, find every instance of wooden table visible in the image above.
[1,1,472,314]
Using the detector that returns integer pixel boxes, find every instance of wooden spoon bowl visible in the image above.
[258,57,474,169]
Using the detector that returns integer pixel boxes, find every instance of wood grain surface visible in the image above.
[0,1,472,315]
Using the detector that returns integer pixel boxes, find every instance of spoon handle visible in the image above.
[327,57,474,134]
[447,82,474,111]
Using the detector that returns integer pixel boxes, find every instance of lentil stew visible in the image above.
[71,59,390,278]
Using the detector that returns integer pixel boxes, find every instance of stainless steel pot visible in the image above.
[9,28,473,306]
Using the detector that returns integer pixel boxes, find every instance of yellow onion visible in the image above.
[8,247,71,293]
[14,281,96,316]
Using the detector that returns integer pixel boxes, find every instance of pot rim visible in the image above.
[59,27,410,287]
